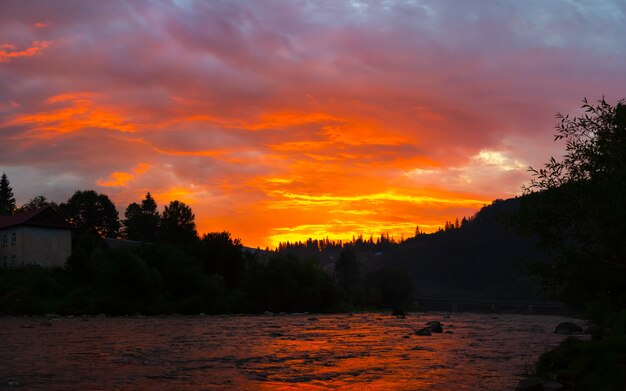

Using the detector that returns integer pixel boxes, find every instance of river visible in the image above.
[0,313,581,390]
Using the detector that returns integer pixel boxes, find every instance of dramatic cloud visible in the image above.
[1,0,625,247]
[0,40,52,62]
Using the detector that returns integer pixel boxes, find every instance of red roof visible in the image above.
[0,207,72,230]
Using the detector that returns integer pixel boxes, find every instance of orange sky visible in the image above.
[1,1,625,247]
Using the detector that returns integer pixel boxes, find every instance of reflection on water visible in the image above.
[0,313,579,390]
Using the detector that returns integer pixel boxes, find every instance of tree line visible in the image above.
[0,179,199,246]
[0,177,415,315]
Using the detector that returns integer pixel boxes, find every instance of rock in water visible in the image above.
[415,327,432,336]
[554,322,582,334]
[426,321,443,333]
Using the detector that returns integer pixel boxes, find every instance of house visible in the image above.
[0,207,72,268]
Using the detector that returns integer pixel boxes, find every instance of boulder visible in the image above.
[263,311,274,316]
[554,322,582,334]
[585,325,605,339]
[426,321,443,333]
[415,327,432,336]
[515,377,564,391]
[515,377,543,391]
[541,380,565,391]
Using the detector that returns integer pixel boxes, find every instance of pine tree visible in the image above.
[0,173,16,216]
[123,192,160,241]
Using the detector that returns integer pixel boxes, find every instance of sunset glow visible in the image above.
[1,0,625,247]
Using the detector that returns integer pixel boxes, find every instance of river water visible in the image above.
[0,313,580,390]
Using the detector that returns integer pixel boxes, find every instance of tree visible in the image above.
[159,200,198,245]
[335,246,360,296]
[123,192,160,242]
[195,231,244,287]
[0,173,16,216]
[521,97,626,307]
[123,202,143,239]
[525,97,626,190]
[366,268,415,311]
[18,195,57,213]
[59,190,120,238]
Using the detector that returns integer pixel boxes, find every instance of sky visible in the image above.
[1,0,625,248]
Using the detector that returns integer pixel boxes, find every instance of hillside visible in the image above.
[373,197,546,301]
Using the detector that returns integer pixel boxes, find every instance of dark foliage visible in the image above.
[123,193,160,242]
[520,98,626,389]
[17,195,57,213]
[335,246,360,295]
[159,200,198,245]
[520,98,626,308]
[536,335,626,391]
[243,254,339,313]
[59,190,120,238]
[365,268,415,311]
[194,232,244,288]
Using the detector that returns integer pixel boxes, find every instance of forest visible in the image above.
[0,179,418,315]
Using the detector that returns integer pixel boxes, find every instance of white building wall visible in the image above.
[0,228,15,267]
[0,226,71,268]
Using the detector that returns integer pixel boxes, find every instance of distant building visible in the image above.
[0,207,72,268]
[101,237,145,250]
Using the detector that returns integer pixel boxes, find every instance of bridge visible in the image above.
[415,298,566,314]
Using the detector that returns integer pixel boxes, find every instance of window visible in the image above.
[11,255,16,268]
[2,234,6,246]
[11,232,16,245]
